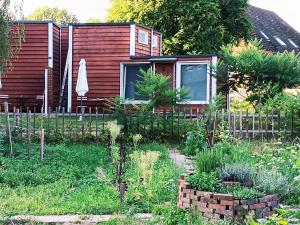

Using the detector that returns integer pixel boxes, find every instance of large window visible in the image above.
[176,62,209,104]
[121,63,150,102]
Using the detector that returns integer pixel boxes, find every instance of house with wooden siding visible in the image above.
[2,21,217,112]
[1,21,60,111]
[66,22,217,111]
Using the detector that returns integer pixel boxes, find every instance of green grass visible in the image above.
[0,141,181,216]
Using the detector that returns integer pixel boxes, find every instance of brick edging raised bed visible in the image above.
[177,174,279,222]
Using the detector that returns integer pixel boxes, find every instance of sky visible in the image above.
[19,0,300,32]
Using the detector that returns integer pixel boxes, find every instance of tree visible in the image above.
[0,0,24,75]
[26,7,78,25]
[217,40,300,106]
[107,0,251,54]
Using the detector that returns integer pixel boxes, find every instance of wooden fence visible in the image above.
[0,105,298,143]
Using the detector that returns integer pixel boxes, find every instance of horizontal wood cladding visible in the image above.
[135,25,151,56]
[153,31,161,56]
[71,25,131,108]
[51,25,61,107]
[1,23,49,107]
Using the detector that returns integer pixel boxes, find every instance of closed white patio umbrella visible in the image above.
[76,59,88,119]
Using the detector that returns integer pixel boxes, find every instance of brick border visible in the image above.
[177,174,279,222]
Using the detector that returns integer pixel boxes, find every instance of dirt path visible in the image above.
[0,213,152,225]
[169,148,194,173]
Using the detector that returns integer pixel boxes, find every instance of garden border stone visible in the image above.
[177,174,279,222]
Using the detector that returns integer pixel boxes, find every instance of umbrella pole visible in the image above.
[81,96,84,136]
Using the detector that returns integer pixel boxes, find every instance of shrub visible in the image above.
[183,127,208,156]
[254,169,291,199]
[219,163,255,183]
[187,172,220,192]
[195,148,223,174]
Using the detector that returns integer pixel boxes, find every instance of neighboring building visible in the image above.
[1,21,217,112]
[248,5,300,53]
[1,21,60,109]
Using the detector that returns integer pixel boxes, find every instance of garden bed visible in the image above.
[177,174,279,222]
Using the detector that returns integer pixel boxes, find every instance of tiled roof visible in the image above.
[248,5,300,53]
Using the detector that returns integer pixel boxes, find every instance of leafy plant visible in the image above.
[183,127,208,156]
[219,163,255,183]
[218,40,300,105]
[218,184,263,200]
[135,69,188,110]
[132,134,142,151]
[187,172,220,192]
[195,148,223,174]
[254,169,291,199]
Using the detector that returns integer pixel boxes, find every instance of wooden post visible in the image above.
[33,107,36,134]
[40,128,45,161]
[265,111,268,137]
[291,109,294,136]
[258,111,262,139]
[4,102,13,157]
[227,110,231,132]
[245,108,249,139]
[233,112,236,138]
[221,108,224,130]
[271,108,274,137]
[252,109,255,139]
[55,107,58,133]
[239,109,243,138]
[27,110,32,158]
[62,107,65,135]
[89,107,92,135]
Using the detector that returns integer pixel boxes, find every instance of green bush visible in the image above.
[254,169,291,199]
[183,127,208,156]
[187,172,220,192]
[195,148,223,174]
[219,163,255,183]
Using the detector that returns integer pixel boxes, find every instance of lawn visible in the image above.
[0,142,180,216]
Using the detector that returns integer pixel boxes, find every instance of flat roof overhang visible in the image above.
[130,54,217,62]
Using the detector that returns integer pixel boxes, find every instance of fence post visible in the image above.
[40,128,45,161]
[96,107,99,142]
[252,109,255,139]
[239,109,243,138]
[271,108,274,137]
[245,108,249,139]
[28,110,31,158]
[4,102,13,157]
[62,107,65,135]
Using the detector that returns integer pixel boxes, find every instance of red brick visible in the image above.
[214,193,234,201]
[249,203,266,209]
[220,200,234,206]
[208,204,222,210]
[198,206,214,213]
[215,209,234,216]
[262,211,276,218]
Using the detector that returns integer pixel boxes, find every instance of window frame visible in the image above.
[138,30,149,45]
[176,61,210,104]
[152,35,158,48]
[120,62,151,104]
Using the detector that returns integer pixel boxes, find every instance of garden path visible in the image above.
[0,213,153,225]
[169,148,194,173]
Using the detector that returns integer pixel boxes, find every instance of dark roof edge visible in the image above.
[12,20,60,28]
[131,54,217,60]
[70,22,162,35]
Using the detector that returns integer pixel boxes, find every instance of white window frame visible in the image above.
[176,61,210,104]
[152,35,158,48]
[120,62,151,104]
[138,30,149,45]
